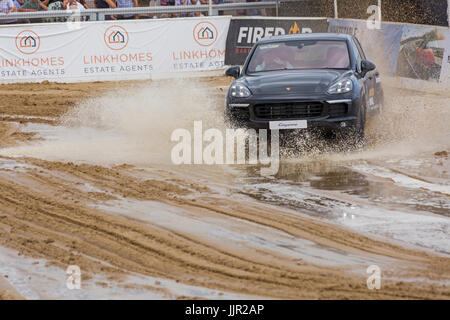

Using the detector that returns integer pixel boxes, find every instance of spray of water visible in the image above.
[279,84,450,162]
[1,79,224,165]
[1,77,449,166]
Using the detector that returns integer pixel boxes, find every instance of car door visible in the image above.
[353,37,380,113]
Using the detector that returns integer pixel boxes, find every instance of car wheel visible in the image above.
[357,99,366,140]
[343,96,366,150]
[224,109,238,129]
[224,109,232,127]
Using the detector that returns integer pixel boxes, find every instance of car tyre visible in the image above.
[338,97,366,151]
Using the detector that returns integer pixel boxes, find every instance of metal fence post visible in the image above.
[334,0,338,18]
[378,0,382,22]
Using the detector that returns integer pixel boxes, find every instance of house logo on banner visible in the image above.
[104,25,129,50]
[193,22,218,47]
[15,30,40,55]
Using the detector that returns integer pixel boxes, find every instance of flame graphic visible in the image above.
[288,22,301,34]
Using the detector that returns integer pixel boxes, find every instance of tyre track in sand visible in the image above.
[0,158,448,299]
[0,79,449,299]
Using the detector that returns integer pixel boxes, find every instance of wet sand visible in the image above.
[0,77,449,299]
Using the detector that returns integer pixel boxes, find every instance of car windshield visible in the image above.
[247,40,351,73]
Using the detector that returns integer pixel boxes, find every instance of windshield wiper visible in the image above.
[249,67,349,74]
[318,67,350,70]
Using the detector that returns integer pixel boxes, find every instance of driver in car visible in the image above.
[254,49,293,72]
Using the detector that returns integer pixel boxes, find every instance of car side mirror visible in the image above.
[225,66,240,79]
[361,60,376,76]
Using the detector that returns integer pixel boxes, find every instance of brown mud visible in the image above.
[0,78,448,299]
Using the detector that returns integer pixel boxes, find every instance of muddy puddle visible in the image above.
[0,77,449,299]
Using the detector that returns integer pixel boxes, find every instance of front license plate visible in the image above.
[269,120,307,130]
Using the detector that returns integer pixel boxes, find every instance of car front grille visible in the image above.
[328,103,348,118]
[228,107,250,121]
[253,102,323,120]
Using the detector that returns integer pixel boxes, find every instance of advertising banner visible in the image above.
[438,28,450,83]
[224,17,328,66]
[0,16,231,83]
[396,25,448,82]
[328,19,403,77]
[328,18,450,83]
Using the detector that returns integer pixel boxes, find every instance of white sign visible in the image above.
[0,16,231,83]
[269,120,308,130]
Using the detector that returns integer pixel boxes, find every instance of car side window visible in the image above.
[350,38,363,73]
[354,38,367,60]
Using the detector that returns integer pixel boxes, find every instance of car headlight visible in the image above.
[230,84,251,98]
[327,79,353,94]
